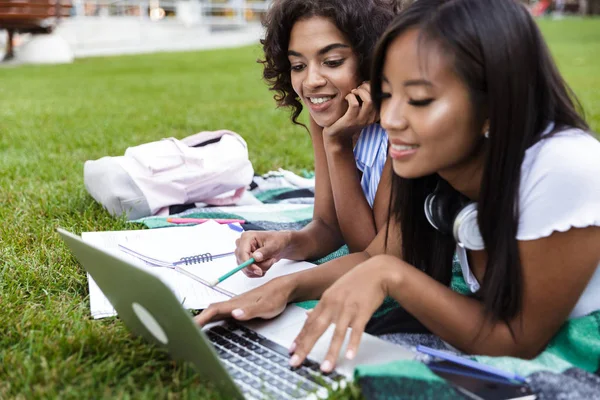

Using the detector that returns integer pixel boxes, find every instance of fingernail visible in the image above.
[289,342,296,353]
[305,309,313,314]
[346,349,355,360]
[320,360,332,373]
[253,251,263,261]
[289,354,301,367]
[231,309,244,318]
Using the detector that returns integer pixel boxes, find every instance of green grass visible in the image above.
[0,18,599,399]
[537,18,600,129]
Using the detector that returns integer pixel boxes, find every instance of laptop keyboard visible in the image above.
[206,323,344,399]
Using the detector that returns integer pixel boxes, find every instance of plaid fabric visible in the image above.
[362,311,600,399]
[355,361,462,400]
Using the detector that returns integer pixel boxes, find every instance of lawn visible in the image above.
[1,17,599,399]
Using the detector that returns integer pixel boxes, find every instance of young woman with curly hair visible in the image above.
[238,0,399,277]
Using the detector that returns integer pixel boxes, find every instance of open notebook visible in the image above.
[82,221,317,319]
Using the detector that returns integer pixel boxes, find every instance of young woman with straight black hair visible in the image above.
[196,0,600,373]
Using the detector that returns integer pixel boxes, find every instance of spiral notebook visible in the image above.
[82,221,317,319]
[116,222,242,298]
[118,245,235,268]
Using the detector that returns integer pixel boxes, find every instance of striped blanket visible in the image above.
[358,310,600,399]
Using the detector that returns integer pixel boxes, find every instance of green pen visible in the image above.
[208,257,256,286]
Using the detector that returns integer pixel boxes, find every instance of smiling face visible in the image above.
[379,29,487,194]
[288,16,361,128]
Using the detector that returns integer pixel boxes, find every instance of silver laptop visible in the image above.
[58,228,415,399]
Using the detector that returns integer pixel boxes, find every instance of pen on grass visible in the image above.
[167,217,246,225]
[208,257,257,287]
[416,345,527,383]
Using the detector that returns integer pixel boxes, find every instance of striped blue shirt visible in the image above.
[353,123,388,208]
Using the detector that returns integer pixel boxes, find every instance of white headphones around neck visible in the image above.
[424,183,485,251]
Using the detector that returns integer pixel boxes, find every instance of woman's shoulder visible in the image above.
[524,127,599,171]
[521,127,600,189]
[518,127,600,240]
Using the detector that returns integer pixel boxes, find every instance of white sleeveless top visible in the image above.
[457,126,600,319]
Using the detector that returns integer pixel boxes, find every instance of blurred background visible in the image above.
[525,0,600,16]
[0,0,271,63]
[1,0,599,64]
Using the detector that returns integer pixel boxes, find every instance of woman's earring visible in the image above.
[484,129,490,139]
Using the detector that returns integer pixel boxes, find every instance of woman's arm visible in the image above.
[372,158,394,231]
[322,83,391,252]
[285,89,392,259]
[235,115,390,270]
[323,131,392,252]
[391,226,600,358]
[289,226,600,370]
[290,218,400,301]
[292,82,389,257]
[282,118,346,261]
[321,123,376,252]
[194,219,400,327]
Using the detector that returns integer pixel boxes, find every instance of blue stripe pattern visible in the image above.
[353,123,388,208]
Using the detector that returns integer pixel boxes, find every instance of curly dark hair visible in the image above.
[260,0,399,126]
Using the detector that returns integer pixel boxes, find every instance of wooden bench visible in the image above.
[0,0,72,60]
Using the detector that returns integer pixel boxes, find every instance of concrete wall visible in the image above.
[54,16,263,58]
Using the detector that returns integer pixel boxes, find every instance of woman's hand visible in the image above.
[235,230,293,277]
[323,81,378,142]
[194,276,297,326]
[288,255,403,372]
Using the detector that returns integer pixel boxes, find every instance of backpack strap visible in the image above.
[181,129,248,149]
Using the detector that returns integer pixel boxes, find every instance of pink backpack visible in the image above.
[84,130,254,220]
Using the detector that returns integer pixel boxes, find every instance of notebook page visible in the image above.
[176,257,318,297]
[216,259,318,295]
[154,221,321,295]
[81,227,230,319]
[121,221,243,286]
[118,221,238,266]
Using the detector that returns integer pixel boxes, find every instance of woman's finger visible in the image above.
[320,312,354,372]
[251,239,282,263]
[354,87,374,122]
[232,296,287,321]
[194,301,238,326]
[354,87,372,108]
[237,234,276,277]
[245,238,284,275]
[345,315,369,360]
[359,81,371,94]
[235,232,258,264]
[242,266,263,277]
[290,307,334,367]
[329,92,361,131]
[344,92,361,117]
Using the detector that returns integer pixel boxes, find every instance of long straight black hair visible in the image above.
[372,0,588,323]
